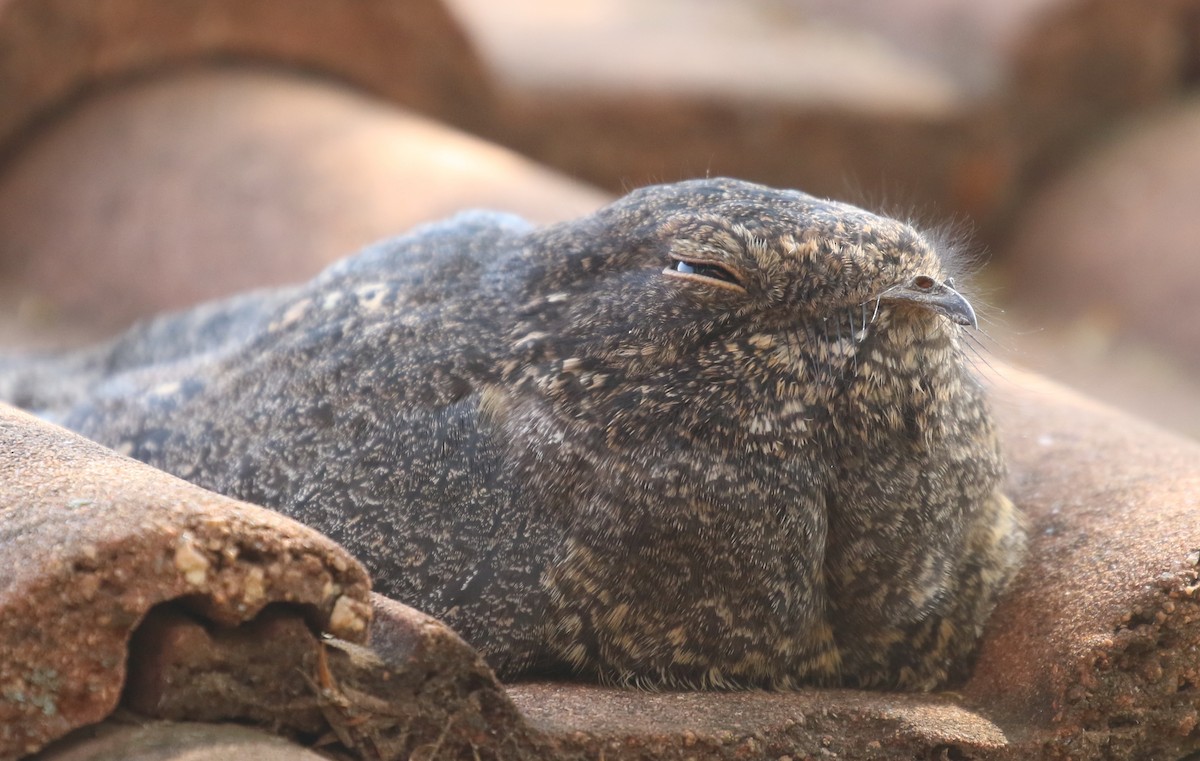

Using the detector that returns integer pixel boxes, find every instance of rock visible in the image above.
[1003,96,1200,370]
[963,365,1200,758]
[992,96,1200,440]
[115,594,545,760]
[121,606,331,732]
[321,595,545,760]
[512,684,1008,759]
[0,404,371,758]
[32,722,328,761]
[449,0,1192,234]
[0,0,492,149]
[0,68,609,342]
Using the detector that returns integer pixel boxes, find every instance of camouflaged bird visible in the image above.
[0,178,1025,690]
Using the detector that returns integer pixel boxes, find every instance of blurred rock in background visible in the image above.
[1001,98,1200,437]
[0,68,605,342]
[447,0,1189,232]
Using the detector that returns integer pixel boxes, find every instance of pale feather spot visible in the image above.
[354,282,389,312]
[321,290,345,310]
[150,381,181,397]
[269,297,312,331]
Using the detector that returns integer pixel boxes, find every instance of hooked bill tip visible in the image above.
[879,278,978,330]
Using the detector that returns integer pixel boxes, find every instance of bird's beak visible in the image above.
[879,277,978,329]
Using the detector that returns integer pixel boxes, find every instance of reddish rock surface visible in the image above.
[116,595,545,760]
[0,405,372,758]
[0,0,492,151]
[966,366,1200,758]
[0,68,608,343]
[34,722,329,761]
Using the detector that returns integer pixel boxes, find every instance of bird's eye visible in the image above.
[913,275,936,291]
[666,258,743,287]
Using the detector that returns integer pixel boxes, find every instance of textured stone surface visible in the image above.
[113,594,544,760]
[963,366,1200,758]
[32,721,327,761]
[0,67,608,342]
[513,684,1009,760]
[0,404,372,758]
[122,606,330,731]
[316,594,545,760]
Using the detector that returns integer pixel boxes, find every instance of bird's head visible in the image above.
[514,178,978,404]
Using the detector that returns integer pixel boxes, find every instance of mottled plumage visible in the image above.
[0,178,1025,689]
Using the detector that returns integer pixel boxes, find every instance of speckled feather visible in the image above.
[0,179,1025,690]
